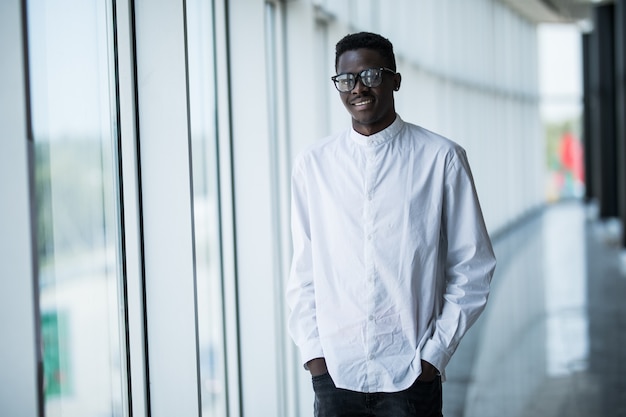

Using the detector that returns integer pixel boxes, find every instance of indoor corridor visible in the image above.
[443,200,626,417]
[3,1,626,416]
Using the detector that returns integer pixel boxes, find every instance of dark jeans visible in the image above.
[312,373,443,417]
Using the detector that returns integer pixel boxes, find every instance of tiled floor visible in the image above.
[443,200,626,417]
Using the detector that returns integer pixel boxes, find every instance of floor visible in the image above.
[442,200,626,417]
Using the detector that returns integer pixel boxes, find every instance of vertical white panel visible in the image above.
[0,1,40,416]
[284,7,328,416]
[228,0,278,416]
[210,0,242,415]
[133,1,201,416]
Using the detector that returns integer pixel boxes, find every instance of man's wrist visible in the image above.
[306,357,327,376]
[418,359,439,381]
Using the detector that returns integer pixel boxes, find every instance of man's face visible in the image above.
[335,48,400,136]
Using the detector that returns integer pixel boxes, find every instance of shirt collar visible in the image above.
[350,114,404,147]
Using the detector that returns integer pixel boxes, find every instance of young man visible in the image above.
[286,32,496,417]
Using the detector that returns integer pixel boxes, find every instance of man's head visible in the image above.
[333,32,401,136]
[335,32,397,71]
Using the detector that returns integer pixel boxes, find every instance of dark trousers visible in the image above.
[312,373,443,417]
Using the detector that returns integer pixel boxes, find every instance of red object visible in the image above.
[559,132,585,182]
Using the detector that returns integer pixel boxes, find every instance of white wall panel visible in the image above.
[228,0,280,415]
[0,1,40,415]
[133,1,201,415]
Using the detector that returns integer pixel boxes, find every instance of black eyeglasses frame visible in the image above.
[331,67,396,92]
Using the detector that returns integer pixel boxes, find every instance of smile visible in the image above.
[352,98,374,106]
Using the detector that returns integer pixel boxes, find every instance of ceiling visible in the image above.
[500,0,613,25]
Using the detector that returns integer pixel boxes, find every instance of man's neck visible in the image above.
[352,114,397,136]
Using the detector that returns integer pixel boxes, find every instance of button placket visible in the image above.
[363,146,380,367]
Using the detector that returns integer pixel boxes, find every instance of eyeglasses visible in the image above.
[331,67,396,92]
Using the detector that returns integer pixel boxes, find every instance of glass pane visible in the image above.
[186,1,227,416]
[27,1,128,416]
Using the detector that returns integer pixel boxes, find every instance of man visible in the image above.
[286,32,496,417]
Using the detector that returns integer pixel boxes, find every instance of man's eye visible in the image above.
[339,78,351,86]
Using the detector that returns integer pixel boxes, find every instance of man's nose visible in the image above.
[352,76,369,93]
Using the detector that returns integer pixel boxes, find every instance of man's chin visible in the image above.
[351,114,377,126]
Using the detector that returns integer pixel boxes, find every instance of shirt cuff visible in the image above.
[299,339,324,370]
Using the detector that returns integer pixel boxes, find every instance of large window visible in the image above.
[186,0,228,415]
[27,1,128,416]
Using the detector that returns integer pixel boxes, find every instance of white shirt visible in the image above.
[286,115,496,393]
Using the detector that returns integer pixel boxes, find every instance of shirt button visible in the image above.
[368,354,375,360]
[369,315,375,321]
[367,234,372,240]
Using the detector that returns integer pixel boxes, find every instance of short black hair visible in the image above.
[335,32,397,71]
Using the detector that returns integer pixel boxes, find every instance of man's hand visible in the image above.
[306,358,328,376]
[417,360,439,381]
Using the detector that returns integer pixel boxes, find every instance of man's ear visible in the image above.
[394,73,402,91]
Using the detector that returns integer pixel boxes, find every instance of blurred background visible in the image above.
[1,0,625,416]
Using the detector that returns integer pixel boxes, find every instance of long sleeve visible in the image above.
[421,148,497,378]
[286,160,324,367]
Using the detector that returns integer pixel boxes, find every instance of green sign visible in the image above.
[41,311,72,398]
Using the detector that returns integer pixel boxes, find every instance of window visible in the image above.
[27,1,128,415]
[186,0,228,415]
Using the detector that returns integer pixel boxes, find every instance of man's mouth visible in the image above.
[352,98,374,107]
